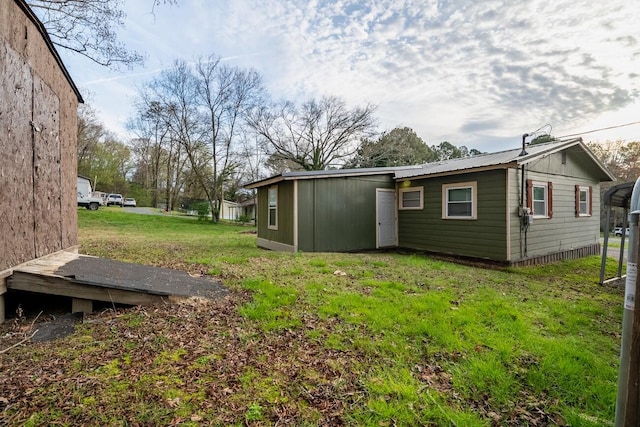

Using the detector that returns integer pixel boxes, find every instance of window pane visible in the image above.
[448,202,472,217]
[448,188,471,202]
[269,208,276,226]
[403,199,421,208]
[533,186,545,201]
[268,188,277,207]
[579,189,588,214]
[402,190,421,208]
[534,200,546,216]
[402,190,420,201]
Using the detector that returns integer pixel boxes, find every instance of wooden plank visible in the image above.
[72,298,93,314]
[8,271,167,306]
[15,251,81,276]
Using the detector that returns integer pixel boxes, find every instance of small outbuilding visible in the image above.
[1,0,83,318]
[246,138,615,265]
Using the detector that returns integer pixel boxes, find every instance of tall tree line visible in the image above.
[127,57,265,220]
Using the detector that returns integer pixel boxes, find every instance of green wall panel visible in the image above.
[398,170,508,260]
[257,181,294,246]
[298,175,395,252]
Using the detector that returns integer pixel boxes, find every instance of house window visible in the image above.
[533,184,547,217]
[576,185,592,217]
[526,179,553,218]
[442,182,477,219]
[399,187,423,210]
[268,186,277,229]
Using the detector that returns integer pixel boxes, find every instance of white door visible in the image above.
[376,189,396,248]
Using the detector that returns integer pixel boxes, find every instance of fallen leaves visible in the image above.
[0,292,367,425]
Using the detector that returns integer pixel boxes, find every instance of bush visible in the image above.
[195,202,210,221]
[237,214,251,223]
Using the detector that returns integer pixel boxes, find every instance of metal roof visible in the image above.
[245,138,615,189]
[245,165,422,188]
[395,138,614,180]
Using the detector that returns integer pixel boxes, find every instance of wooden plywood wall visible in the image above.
[0,42,36,269]
[0,0,79,271]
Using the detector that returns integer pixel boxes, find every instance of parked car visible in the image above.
[77,192,103,210]
[106,193,123,206]
[614,227,630,237]
[123,198,137,207]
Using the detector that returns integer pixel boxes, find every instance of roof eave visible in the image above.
[395,162,517,181]
[244,167,403,189]
[244,175,285,189]
[516,138,616,181]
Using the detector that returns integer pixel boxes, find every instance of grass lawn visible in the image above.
[0,209,624,426]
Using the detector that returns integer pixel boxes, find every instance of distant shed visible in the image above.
[0,1,83,273]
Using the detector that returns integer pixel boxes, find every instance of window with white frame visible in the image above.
[577,185,591,216]
[399,186,423,210]
[526,179,553,219]
[442,182,477,219]
[532,183,548,217]
[268,186,277,229]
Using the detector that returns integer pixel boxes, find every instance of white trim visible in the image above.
[268,186,278,230]
[293,180,299,251]
[442,181,477,220]
[398,186,424,210]
[257,238,296,252]
[505,169,511,261]
[376,189,397,248]
[578,185,591,217]
[531,181,548,218]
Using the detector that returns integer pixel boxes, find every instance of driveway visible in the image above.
[601,236,629,261]
[121,206,165,215]
[121,207,199,219]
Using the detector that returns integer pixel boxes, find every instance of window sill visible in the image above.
[442,216,477,220]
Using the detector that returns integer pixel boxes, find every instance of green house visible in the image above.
[245,139,614,265]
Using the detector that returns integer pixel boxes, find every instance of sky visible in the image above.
[59,0,640,153]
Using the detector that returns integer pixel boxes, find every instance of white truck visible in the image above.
[77,191,103,210]
[77,176,103,210]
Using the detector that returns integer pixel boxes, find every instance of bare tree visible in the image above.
[27,0,175,68]
[248,96,377,171]
[131,57,264,219]
[195,55,265,220]
[128,101,178,208]
[131,65,195,210]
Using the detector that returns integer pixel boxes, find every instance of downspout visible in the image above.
[519,134,529,259]
[519,133,528,207]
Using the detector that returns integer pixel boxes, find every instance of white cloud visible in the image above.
[60,0,640,152]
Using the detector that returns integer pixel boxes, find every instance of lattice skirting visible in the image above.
[510,244,601,267]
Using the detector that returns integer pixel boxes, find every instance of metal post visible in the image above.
[620,207,629,279]
[615,177,640,426]
[602,206,612,284]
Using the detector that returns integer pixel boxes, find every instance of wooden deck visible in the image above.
[0,250,228,322]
